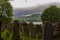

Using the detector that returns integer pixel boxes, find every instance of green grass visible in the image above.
[1,29,12,40]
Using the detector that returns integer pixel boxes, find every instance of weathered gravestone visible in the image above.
[22,22,29,37]
[0,20,3,40]
[0,20,1,40]
[31,29,36,38]
[12,20,22,40]
[44,22,53,40]
[58,24,60,40]
[6,32,10,38]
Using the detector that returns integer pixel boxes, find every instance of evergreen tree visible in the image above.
[41,5,60,23]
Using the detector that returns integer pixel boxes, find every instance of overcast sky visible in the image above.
[10,0,60,8]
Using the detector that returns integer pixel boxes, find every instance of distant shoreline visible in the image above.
[26,22,42,25]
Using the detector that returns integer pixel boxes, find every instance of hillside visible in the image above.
[14,14,41,22]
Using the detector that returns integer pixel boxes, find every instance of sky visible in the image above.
[10,0,60,8]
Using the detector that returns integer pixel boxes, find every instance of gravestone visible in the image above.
[24,26,29,37]
[6,32,10,38]
[58,24,60,40]
[44,22,53,40]
[37,33,42,39]
[0,20,1,40]
[12,20,22,40]
[31,29,36,38]
[0,20,3,40]
[22,22,29,37]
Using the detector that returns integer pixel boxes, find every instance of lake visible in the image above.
[26,22,42,25]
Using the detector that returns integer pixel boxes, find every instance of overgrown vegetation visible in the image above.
[41,5,60,23]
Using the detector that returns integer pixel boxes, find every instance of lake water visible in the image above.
[27,22,42,25]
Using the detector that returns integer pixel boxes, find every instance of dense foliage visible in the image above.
[0,0,13,24]
[41,5,60,23]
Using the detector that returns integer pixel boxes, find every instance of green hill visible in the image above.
[14,14,41,22]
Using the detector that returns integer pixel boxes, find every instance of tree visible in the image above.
[0,0,12,39]
[41,5,60,23]
[41,5,60,40]
[0,0,13,24]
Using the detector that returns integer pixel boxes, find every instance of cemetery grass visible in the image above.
[1,29,40,40]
